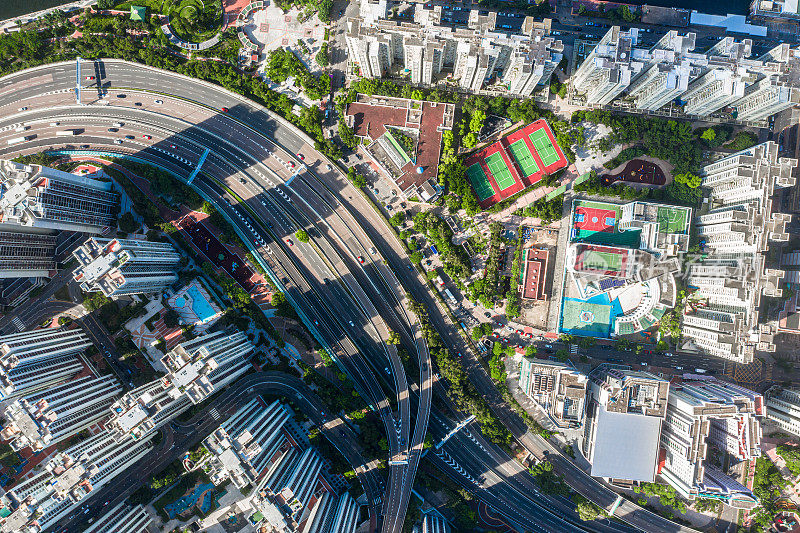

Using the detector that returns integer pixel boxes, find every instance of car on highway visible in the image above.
[143,134,151,140]
[369,247,377,255]
[117,94,126,98]
[641,362,647,366]
[326,164,332,171]
[125,135,134,139]
[221,107,229,112]
[85,76,95,80]
[289,161,296,168]
[107,127,118,132]
[484,311,492,318]
[170,144,176,149]
[18,106,27,111]
[114,139,122,144]
[348,320,355,327]
[384,367,391,375]
[80,144,90,149]
[675,366,684,370]
[357,256,365,264]
[297,153,305,160]
[285,238,293,246]
[134,102,142,106]
[154,99,163,104]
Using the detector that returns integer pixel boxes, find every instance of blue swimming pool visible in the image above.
[174,296,186,308]
[187,285,217,322]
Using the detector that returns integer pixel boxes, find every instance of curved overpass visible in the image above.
[0,60,682,533]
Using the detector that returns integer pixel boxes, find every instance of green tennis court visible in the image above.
[485,152,517,191]
[529,129,561,167]
[467,163,495,201]
[582,250,623,272]
[509,139,540,178]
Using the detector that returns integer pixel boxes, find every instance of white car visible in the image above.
[114,139,123,144]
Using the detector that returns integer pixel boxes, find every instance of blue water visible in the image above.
[165,483,214,519]
[187,286,217,322]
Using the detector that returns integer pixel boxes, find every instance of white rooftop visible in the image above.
[114,405,148,432]
[170,362,201,388]
[590,408,662,482]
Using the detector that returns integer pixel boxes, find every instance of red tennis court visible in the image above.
[574,206,616,233]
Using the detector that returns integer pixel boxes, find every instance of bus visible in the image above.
[7,135,32,145]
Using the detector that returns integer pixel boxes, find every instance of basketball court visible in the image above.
[467,163,495,201]
[484,152,517,191]
[529,128,561,167]
[574,206,617,233]
[508,139,540,178]
[561,298,614,338]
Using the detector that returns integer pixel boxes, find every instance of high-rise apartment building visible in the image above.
[683,141,796,363]
[0,328,89,401]
[765,386,800,437]
[518,358,587,429]
[198,398,296,489]
[732,76,800,121]
[1,431,154,531]
[0,231,57,279]
[659,377,763,509]
[582,368,669,483]
[83,502,153,533]
[0,375,121,452]
[73,237,181,297]
[572,28,798,120]
[345,4,563,96]
[423,515,451,533]
[106,330,254,441]
[572,26,645,106]
[0,159,118,233]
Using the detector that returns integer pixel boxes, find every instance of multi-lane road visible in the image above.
[0,60,696,533]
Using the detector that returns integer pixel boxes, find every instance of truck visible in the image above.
[7,135,32,145]
[14,125,29,132]
[55,130,78,136]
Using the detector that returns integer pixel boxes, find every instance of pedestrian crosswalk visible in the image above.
[12,317,25,332]
[209,408,220,420]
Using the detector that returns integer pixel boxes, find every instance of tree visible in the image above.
[492,341,502,356]
[700,128,716,145]
[471,327,483,341]
[574,495,607,521]
[389,212,405,226]
[315,43,329,67]
[525,345,537,358]
[118,211,138,233]
[386,330,400,345]
[295,229,309,243]
[346,167,367,187]
[163,309,180,328]
[488,354,505,381]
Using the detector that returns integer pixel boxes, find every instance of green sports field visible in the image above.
[582,249,623,272]
[467,163,495,201]
[529,128,561,167]
[484,152,517,191]
[656,206,690,234]
[508,139,540,178]
[561,299,613,338]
